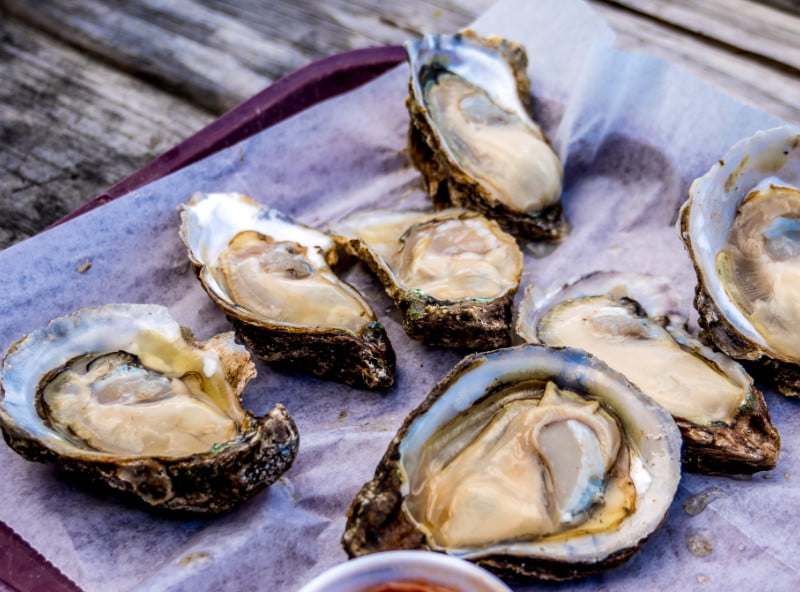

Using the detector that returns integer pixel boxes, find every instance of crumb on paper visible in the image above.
[607,245,623,255]
[178,552,212,568]
[686,529,714,557]
[354,421,394,432]
[75,257,92,273]
[697,575,710,585]
[784,472,793,479]
[338,410,348,421]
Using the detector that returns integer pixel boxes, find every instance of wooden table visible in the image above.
[1,0,799,251]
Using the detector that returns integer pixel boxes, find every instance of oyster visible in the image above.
[679,126,800,396]
[180,192,395,389]
[517,271,779,474]
[0,303,298,513]
[405,30,566,242]
[331,208,523,349]
[343,345,682,581]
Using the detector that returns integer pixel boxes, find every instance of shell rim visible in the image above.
[680,125,800,364]
[394,344,682,564]
[0,302,259,464]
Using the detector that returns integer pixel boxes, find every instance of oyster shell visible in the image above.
[330,208,523,349]
[405,30,566,242]
[517,271,779,474]
[679,126,800,396]
[180,192,395,389]
[343,344,682,581]
[0,303,298,513]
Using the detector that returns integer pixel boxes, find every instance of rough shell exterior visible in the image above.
[343,345,682,581]
[678,126,800,397]
[0,304,299,513]
[2,404,298,514]
[675,399,777,474]
[179,192,396,390]
[406,31,567,242]
[336,232,516,350]
[230,314,395,389]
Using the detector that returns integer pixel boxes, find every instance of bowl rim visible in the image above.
[298,550,513,592]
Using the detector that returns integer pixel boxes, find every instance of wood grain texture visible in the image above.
[1,0,800,250]
[0,0,486,249]
[1,0,484,114]
[759,0,800,15]
[0,17,212,247]
[608,0,800,72]
[593,1,800,126]
[2,0,276,114]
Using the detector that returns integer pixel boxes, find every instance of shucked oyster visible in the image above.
[0,304,298,513]
[679,126,800,396]
[405,30,566,242]
[331,208,523,349]
[180,192,395,389]
[343,345,681,581]
[517,271,779,474]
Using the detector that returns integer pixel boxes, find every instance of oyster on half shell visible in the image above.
[517,271,779,474]
[180,192,395,389]
[330,208,523,349]
[0,304,298,513]
[343,345,681,581]
[679,126,800,396]
[405,30,566,242]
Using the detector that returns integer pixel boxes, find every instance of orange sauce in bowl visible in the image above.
[363,582,464,592]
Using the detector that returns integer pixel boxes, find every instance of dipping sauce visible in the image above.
[363,583,461,592]
[296,550,511,592]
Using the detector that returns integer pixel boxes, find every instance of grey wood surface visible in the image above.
[1,0,800,249]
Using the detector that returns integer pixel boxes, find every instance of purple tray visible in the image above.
[2,45,405,592]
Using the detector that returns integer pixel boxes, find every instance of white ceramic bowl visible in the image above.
[298,551,513,592]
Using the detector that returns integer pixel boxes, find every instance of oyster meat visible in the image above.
[405,30,566,241]
[343,345,681,581]
[331,208,523,349]
[679,126,800,396]
[180,192,395,389]
[0,303,298,513]
[517,271,779,474]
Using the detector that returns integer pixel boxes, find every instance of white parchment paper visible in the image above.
[1,0,798,590]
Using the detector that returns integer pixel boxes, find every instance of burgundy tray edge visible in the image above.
[0,522,83,592]
[51,44,406,228]
[4,45,406,592]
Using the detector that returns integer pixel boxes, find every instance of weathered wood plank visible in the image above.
[591,1,800,125]
[1,0,488,114]
[6,0,800,119]
[2,0,277,114]
[758,0,800,16]
[608,0,800,72]
[0,17,212,248]
[2,0,800,252]
[0,0,488,250]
